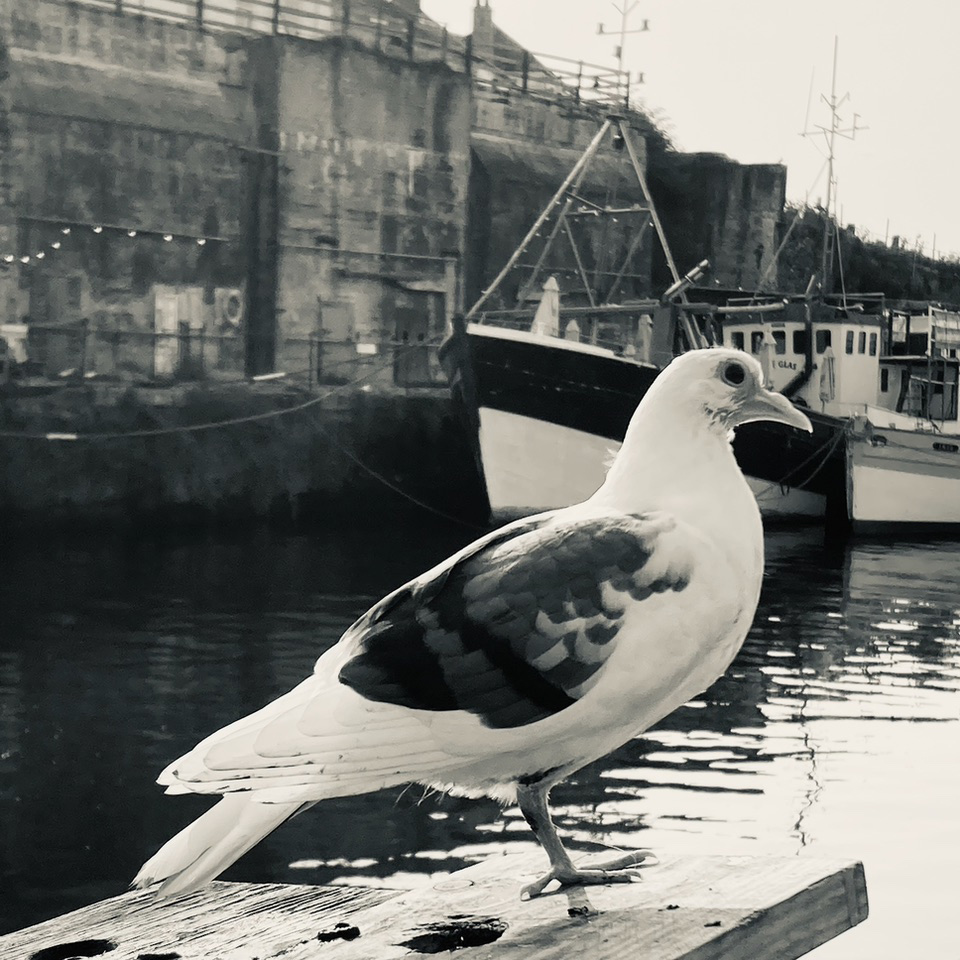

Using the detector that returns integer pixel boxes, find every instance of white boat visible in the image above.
[846,417,960,529]
[725,303,960,531]
[840,307,960,530]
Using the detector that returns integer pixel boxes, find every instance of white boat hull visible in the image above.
[479,406,826,522]
[479,408,612,519]
[847,425,960,528]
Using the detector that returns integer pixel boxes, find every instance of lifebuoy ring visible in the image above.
[223,291,243,326]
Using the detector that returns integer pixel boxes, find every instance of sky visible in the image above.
[420,0,960,260]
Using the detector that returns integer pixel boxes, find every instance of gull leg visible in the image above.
[516,782,645,899]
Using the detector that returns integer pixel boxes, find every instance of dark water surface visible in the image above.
[1,519,958,957]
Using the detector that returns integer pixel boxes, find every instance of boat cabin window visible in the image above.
[731,331,745,350]
[845,330,854,354]
[815,330,832,353]
[793,330,808,353]
[858,331,866,354]
[751,331,764,353]
[880,367,889,392]
[773,331,786,354]
[869,333,878,356]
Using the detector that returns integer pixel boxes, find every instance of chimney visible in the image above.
[473,0,494,60]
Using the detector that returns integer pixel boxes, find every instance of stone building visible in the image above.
[0,0,786,385]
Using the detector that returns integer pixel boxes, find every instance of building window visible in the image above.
[880,367,889,392]
[793,330,808,354]
[846,330,854,354]
[751,331,764,354]
[773,330,786,354]
[731,331,744,350]
[858,331,866,354]
[815,329,832,353]
[869,333,878,356]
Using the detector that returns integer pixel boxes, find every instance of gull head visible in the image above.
[646,348,813,436]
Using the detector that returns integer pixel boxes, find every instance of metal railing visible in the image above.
[0,323,447,390]
[473,303,664,361]
[39,0,631,114]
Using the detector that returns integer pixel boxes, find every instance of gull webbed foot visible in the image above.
[516,782,654,898]
[521,856,647,899]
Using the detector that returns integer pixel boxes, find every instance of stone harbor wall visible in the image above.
[0,381,487,529]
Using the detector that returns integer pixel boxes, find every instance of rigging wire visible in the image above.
[752,421,848,503]
[834,218,848,309]
[0,340,443,441]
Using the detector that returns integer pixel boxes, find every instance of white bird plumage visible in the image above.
[133,348,812,898]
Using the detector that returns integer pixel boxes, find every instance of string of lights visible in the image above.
[1,216,238,269]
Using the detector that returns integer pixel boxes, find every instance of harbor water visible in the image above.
[1,517,958,957]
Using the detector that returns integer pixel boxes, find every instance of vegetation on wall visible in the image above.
[775,203,960,304]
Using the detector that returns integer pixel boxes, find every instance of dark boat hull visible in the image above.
[440,322,848,522]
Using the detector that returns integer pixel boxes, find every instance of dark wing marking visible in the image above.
[338,512,691,729]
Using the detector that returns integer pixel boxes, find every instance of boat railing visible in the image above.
[473,302,663,360]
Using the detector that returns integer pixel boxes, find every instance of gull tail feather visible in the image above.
[132,794,308,897]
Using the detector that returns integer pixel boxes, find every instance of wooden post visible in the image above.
[78,318,89,376]
[196,0,204,27]
[575,61,583,103]
[521,50,530,93]
[406,17,415,60]
[341,0,351,36]
[440,26,448,63]
[272,0,280,34]
[114,0,122,12]
[464,33,472,75]
[0,853,868,960]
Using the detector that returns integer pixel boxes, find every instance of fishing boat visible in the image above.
[440,115,841,524]
[843,306,960,530]
[723,301,960,531]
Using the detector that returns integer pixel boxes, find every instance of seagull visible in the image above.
[134,348,811,899]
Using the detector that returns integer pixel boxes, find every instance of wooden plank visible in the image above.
[279,854,868,960]
[0,882,394,960]
[2,854,867,960]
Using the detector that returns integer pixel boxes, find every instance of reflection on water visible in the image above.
[1,522,958,957]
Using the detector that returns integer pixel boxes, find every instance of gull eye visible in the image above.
[720,361,746,386]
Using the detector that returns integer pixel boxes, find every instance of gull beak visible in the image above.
[734,386,813,433]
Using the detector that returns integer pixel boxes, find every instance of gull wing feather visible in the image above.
[159,508,694,801]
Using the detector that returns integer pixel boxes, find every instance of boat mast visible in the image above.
[465,115,708,349]
[597,2,650,107]
[465,120,613,320]
[803,37,865,296]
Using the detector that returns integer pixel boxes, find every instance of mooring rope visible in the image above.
[752,421,849,503]
[0,341,442,442]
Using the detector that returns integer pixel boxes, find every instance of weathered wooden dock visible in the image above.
[2,852,867,960]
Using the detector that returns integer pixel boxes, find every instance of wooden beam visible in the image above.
[2,853,866,960]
